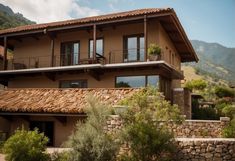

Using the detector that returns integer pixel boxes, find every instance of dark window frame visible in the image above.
[115,75,159,88]
[123,34,144,62]
[60,40,80,66]
[59,79,88,88]
[88,37,104,58]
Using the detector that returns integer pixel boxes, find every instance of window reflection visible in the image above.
[116,75,159,88]
[89,39,103,58]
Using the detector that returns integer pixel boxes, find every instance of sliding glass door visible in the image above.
[124,35,144,62]
[61,42,79,66]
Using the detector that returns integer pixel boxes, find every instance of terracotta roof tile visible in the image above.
[0,8,173,35]
[0,88,140,114]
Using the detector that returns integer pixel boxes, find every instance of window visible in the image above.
[89,38,103,58]
[115,75,159,88]
[60,80,88,88]
[30,121,54,146]
[61,42,79,66]
[124,35,144,62]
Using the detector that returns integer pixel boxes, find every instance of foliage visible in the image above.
[116,81,131,88]
[50,151,71,161]
[119,87,183,161]
[214,86,235,98]
[221,104,235,118]
[65,96,119,161]
[222,117,235,138]
[148,44,161,56]
[0,4,35,30]
[185,79,207,91]
[3,128,49,161]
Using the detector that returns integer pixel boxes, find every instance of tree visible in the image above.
[65,97,119,161]
[185,79,207,91]
[119,87,184,161]
[214,86,235,98]
[3,128,49,161]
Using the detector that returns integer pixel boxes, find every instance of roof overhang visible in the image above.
[0,61,184,80]
[0,112,85,117]
[0,8,198,62]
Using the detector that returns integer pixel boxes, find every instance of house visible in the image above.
[0,8,198,146]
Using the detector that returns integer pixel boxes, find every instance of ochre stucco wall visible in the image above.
[8,69,163,88]
[5,116,80,147]
[11,20,180,69]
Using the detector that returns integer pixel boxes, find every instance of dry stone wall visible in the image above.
[105,115,234,161]
[106,115,230,138]
[175,138,235,161]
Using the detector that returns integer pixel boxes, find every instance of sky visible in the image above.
[0,0,234,47]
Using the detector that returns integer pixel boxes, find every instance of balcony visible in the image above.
[6,52,107,70]
[4,48,156,70]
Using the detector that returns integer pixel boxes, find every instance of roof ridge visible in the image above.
[0,8,173,35]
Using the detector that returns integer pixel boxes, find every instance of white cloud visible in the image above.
[0,0,102,23]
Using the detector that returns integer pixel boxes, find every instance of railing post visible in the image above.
[50,35,55,67]
[3,36,7,70]
[144,15,148,62]
[93,24,97,62]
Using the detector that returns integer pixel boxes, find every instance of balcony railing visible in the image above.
[6,53,106,70]
[4,48,166,70]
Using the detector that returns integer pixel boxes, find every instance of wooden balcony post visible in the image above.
[3,36,7,70]
[144,15,148,61]
[93,24,96,61]
[50,36,55,67]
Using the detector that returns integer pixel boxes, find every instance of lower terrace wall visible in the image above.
[106,115,230,138]
[106,116,234,160]
[175,138,235,161]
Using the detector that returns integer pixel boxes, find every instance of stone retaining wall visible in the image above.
[168,117,230,138]
[175,138,235,161]
[106,115,230,138]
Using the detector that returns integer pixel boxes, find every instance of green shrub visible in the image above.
[50,151,70,161]
[185,79,207,91]
[119,87,183,161]
[222,104,235,119]
[3,128,49,161]
[66,97,119,161]
[222,117,235,138]
[148,44,161,56]
[215,86,234,98]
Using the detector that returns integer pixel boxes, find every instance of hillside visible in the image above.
[184,40,235,84]
[0,3,35,29]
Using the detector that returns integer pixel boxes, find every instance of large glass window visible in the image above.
[60,80,87,88]
[89,38,103,58]
[61,42,79,66]
[115,75,159,88]
[124,35,144,62]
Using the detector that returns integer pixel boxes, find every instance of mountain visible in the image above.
[0,3,35,29]
[184,40,235,84]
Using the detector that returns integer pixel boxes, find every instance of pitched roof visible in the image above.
[0,88,139,114]
[0,8,172,35]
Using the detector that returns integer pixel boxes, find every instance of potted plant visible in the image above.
[147,43,161,61]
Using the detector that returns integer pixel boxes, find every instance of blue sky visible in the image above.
[1,0,235,47]
[77,0,235,47]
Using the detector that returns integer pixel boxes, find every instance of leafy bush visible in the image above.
[148,44,161,56]
[66,97,119,161]
[119,87,183,161]
[215,86,234,98]
[223,117,235,138]
[50,151,70,161]
[185,79,207,91]
[3,128,49,161]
